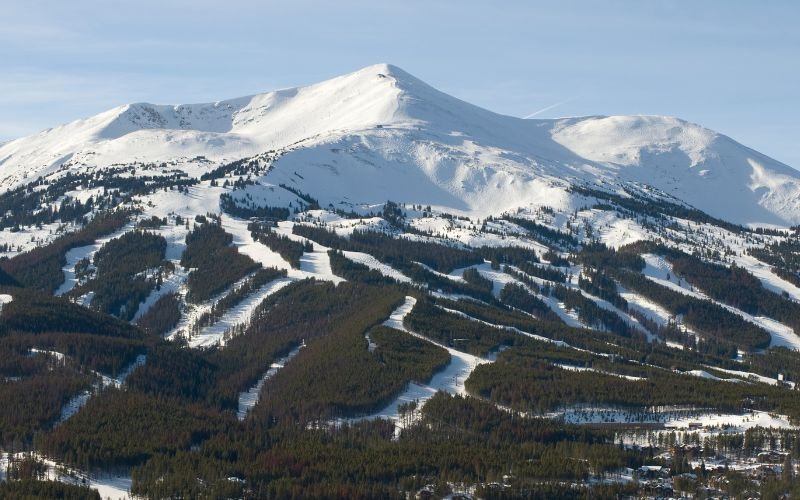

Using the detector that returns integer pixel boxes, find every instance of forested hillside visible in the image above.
[3,63,800,497]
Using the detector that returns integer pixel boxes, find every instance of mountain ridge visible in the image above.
[1,63,799,226]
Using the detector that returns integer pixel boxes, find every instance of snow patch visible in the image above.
[354,296,492,436]
[238,343,305,420]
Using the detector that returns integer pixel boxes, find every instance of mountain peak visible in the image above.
[352,62,404,76]
[1,65,799,226]
[103,63,422,138]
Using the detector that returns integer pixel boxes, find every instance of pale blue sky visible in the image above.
[1,1,798,167]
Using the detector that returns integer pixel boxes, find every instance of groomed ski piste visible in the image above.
[176,277,294,349]
[342,250,414,284]
[347,295,799,442]
[640,253,800,350]
[27,348,146,427]
[5,63,800,496]
[237,343,305,420]
[55,222,138,297]
[346,297,492,437]
[0,451,132,500]
[15,200,800,420]
[55,355,146,426]
[168,215,345,348]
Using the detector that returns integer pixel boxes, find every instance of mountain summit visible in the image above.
[1,63,799,225]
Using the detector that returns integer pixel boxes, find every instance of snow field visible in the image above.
[0,221,70,258]
[5,64,800,231]
[273,221,344,283]
[130,266,187,322]
[737,253,800,303]
[680,369,742,383]
[435,304,559,347]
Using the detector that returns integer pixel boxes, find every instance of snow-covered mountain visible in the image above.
[1,63,799,226]
[8,65,800,499]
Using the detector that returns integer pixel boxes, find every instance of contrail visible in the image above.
[523,99,573,119]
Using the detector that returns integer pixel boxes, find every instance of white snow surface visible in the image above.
[29,348,66,364]
[681,369,742,383]
[220,217,343,285]
[737,253,800,302]
[641,253,800,350]
[1,64,799,226]
[552,406,794,433]
[55,222,137,296]
[710,366,796,388]
[131,265,186,322]
[342,250,414,284]
[554,363,646,382]
[1,452,133,500]
[456,262,515,298]
[356,297,491,434]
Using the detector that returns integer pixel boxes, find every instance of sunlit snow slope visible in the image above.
[1,63,798,225]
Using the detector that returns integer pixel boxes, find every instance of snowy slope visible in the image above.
[1,64,799,225]
[551,115,800,226]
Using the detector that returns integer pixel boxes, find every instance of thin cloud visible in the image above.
[523,99,574,119]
